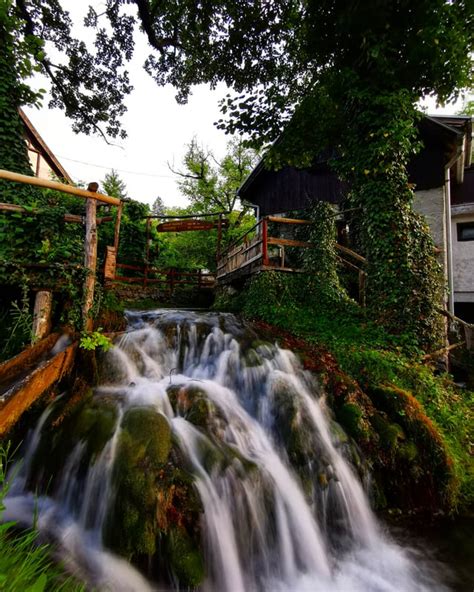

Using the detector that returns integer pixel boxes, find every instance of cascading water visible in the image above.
[4,310,447,591]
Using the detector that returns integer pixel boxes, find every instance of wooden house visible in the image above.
[235,114,474,322]
[19,108,72,183]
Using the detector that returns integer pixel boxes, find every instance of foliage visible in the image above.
[335,92,445,349]
[0,445,84,591]
[1,1,131,139]
[230,271,473,510]
[102,169,129,200]
[300,202,348,304]
[175,137,258,217]
[79,328,112,352]
[0,286,33,361]
[151,196,165,217]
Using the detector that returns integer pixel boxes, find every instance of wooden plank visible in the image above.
[268,237,311,248]
[335,243,367,264]
[261,265,305,273]
[267,216,311,225]
[0,342,77,438]
[114,201,123,252]
[262,218,269,265]
[157,219,215,232]
[0,169,121,206]
[0,333,58,388]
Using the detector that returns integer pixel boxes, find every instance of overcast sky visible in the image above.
[23,2,470,209]
[24,2,232,208]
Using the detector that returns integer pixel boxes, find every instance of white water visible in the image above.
[4,310,447,591]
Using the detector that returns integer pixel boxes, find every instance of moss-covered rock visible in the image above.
[103,406,205,588]
[167,384,216,430]
[166,527,205,587]
[368,384,458,510]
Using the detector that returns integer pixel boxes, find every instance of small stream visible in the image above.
[4,310,466,591]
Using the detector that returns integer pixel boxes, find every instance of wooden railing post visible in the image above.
[82,183,98,332]
[262,217,269,265]
[359,270,366,307]
[114,201,123,253]
[169,268,175,295]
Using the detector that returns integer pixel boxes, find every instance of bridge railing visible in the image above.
[110,262,215,292]
[216,216,313,278]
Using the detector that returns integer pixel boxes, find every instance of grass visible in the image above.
[0,445,85,592]
[220,271,474,511]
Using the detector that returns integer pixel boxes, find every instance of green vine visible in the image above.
[333,88,444,350]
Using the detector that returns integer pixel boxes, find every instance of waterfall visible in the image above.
[4,310,447,591]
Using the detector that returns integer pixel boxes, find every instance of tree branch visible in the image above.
[132,0,181,54]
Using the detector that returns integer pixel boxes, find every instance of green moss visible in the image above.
[167,527,205,587]
[167,384,216,430]
[336,403,365,440]
[398,440,418,462]
[121,407,172,465]
[74,398,118,460]
[370,414,404,451]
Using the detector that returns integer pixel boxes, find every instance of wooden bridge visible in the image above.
[108,261,215,294]
[216,215,367,302]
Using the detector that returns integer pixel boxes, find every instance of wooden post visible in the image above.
[217,214,223,260]
[262,218,269,265]
[114,201,123,253]
[82,184,98,332]
[144,217,151,287]
[359,270,366,307]
[169,268,175,296]
[104,246,117,280]
[32,290,53,341]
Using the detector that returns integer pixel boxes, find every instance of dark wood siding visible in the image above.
[240,116,463,216]
[244,165,346,216]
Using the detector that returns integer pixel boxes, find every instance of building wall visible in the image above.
[451,207,474,303]
[27,148,55,180]
[413,186,447,276]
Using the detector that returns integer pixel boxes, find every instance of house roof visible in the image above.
[238,114,471,216]
[19,108,72,183]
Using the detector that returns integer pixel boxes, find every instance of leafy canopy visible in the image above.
[4,1,471,150]
[173,137,258,215]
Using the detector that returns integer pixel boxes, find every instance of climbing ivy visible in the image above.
[333,89,445,350]
[300,202,348,306]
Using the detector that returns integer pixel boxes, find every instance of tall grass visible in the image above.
[0,445,84,591]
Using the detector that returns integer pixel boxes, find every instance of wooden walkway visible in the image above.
[216,216,367,302]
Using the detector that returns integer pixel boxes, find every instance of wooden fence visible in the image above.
[216,215,367,304]
[111,262,215,293]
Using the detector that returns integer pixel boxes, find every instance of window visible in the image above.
[457,222,474,242]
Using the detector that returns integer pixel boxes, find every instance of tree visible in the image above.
[2,1,472,346]
[102,169,129,200]
[127,0,471,348]
[172,137,258,217]
[151,196,166,217]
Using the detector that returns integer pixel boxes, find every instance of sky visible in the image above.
[24,2,231,209]
[23,2,471,209]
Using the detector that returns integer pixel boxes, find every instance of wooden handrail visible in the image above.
[335,243,367,264]
[0,202,112,224]
[219,218,262,259]
[0,169,121,206]
[268,237,311,248]
[267,216,312,225]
